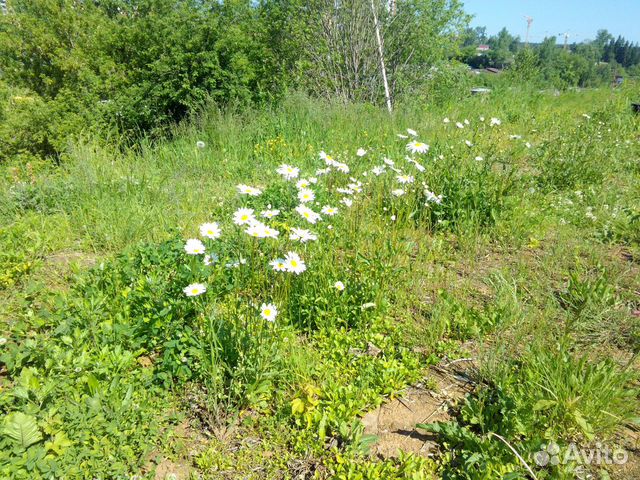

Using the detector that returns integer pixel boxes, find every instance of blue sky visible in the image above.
[462,0,640,44]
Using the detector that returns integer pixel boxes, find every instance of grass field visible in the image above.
[1,85,639,479]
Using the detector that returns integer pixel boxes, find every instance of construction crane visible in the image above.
[525,16,534,47]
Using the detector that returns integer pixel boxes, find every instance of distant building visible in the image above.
[477,44,491,52]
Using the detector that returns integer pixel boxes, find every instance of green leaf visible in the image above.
[533,399,557,411]
[573,410,594,439]
[45,431,73,456]
[291,398,305,415]
[2,412,43,449]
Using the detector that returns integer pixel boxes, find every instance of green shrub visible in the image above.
[0,0,294,159]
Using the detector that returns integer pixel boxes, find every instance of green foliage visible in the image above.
[418,61,474,106]
[0,0,470,161]
[420,344,638,479]
[0,87,639,479]
[0,0,296,159]
[428,283,519,341]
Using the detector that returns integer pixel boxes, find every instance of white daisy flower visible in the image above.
[297,188,315,203]
[464,119,470,125]
[406,141,429,154]
[295,204,321,224]
[261,209,280,219]
[0,337,7,346]
[296,178,310,189]
[184,283,207,297]
[316,167,332,176]
[309,177,318,184]
[347,180,362,191]
[456,122,464,129]
[270,258,287,271]
[245,222,267,238]
[262,225,280,239]
[276,164,300,180]
[199,222,221,240]
[237,184,262,196]
[334,281,345,291]
[196,141,206,149]
[204,253,219,266]
[185,238,206,255]
[397,174,415,184]
[475,156,484,161]
[372,166,386,176]
[356,148,367,157]
[443,118,450,123]
[284,251,306,274]
[341,198,353,208]
[424,188,443,204]
[479,116,485,122]
[260,303,278,322]
[397,134,409,139]
[337,187,354,195]
[289,227,317,243]
[407,128,418,137]
[510,134,522,140]
[233,208,256,226]
[490,117,501,126]
[525,142,532,148]
[321,205,339,216]
[334,162,350,173]
[392,189,405,197]
[383,158,395,166]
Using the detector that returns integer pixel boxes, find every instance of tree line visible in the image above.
[458,27,640,86]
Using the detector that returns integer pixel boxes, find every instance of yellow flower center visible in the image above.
[264,309,271,316]
[290,260,298,267]
[191,289,199,294]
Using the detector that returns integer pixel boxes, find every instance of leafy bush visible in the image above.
[0,0,293,159]
[418,61,475,106]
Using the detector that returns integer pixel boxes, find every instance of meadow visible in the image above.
[1,85,639,479]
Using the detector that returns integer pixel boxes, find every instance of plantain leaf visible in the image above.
[2,412,43,449]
